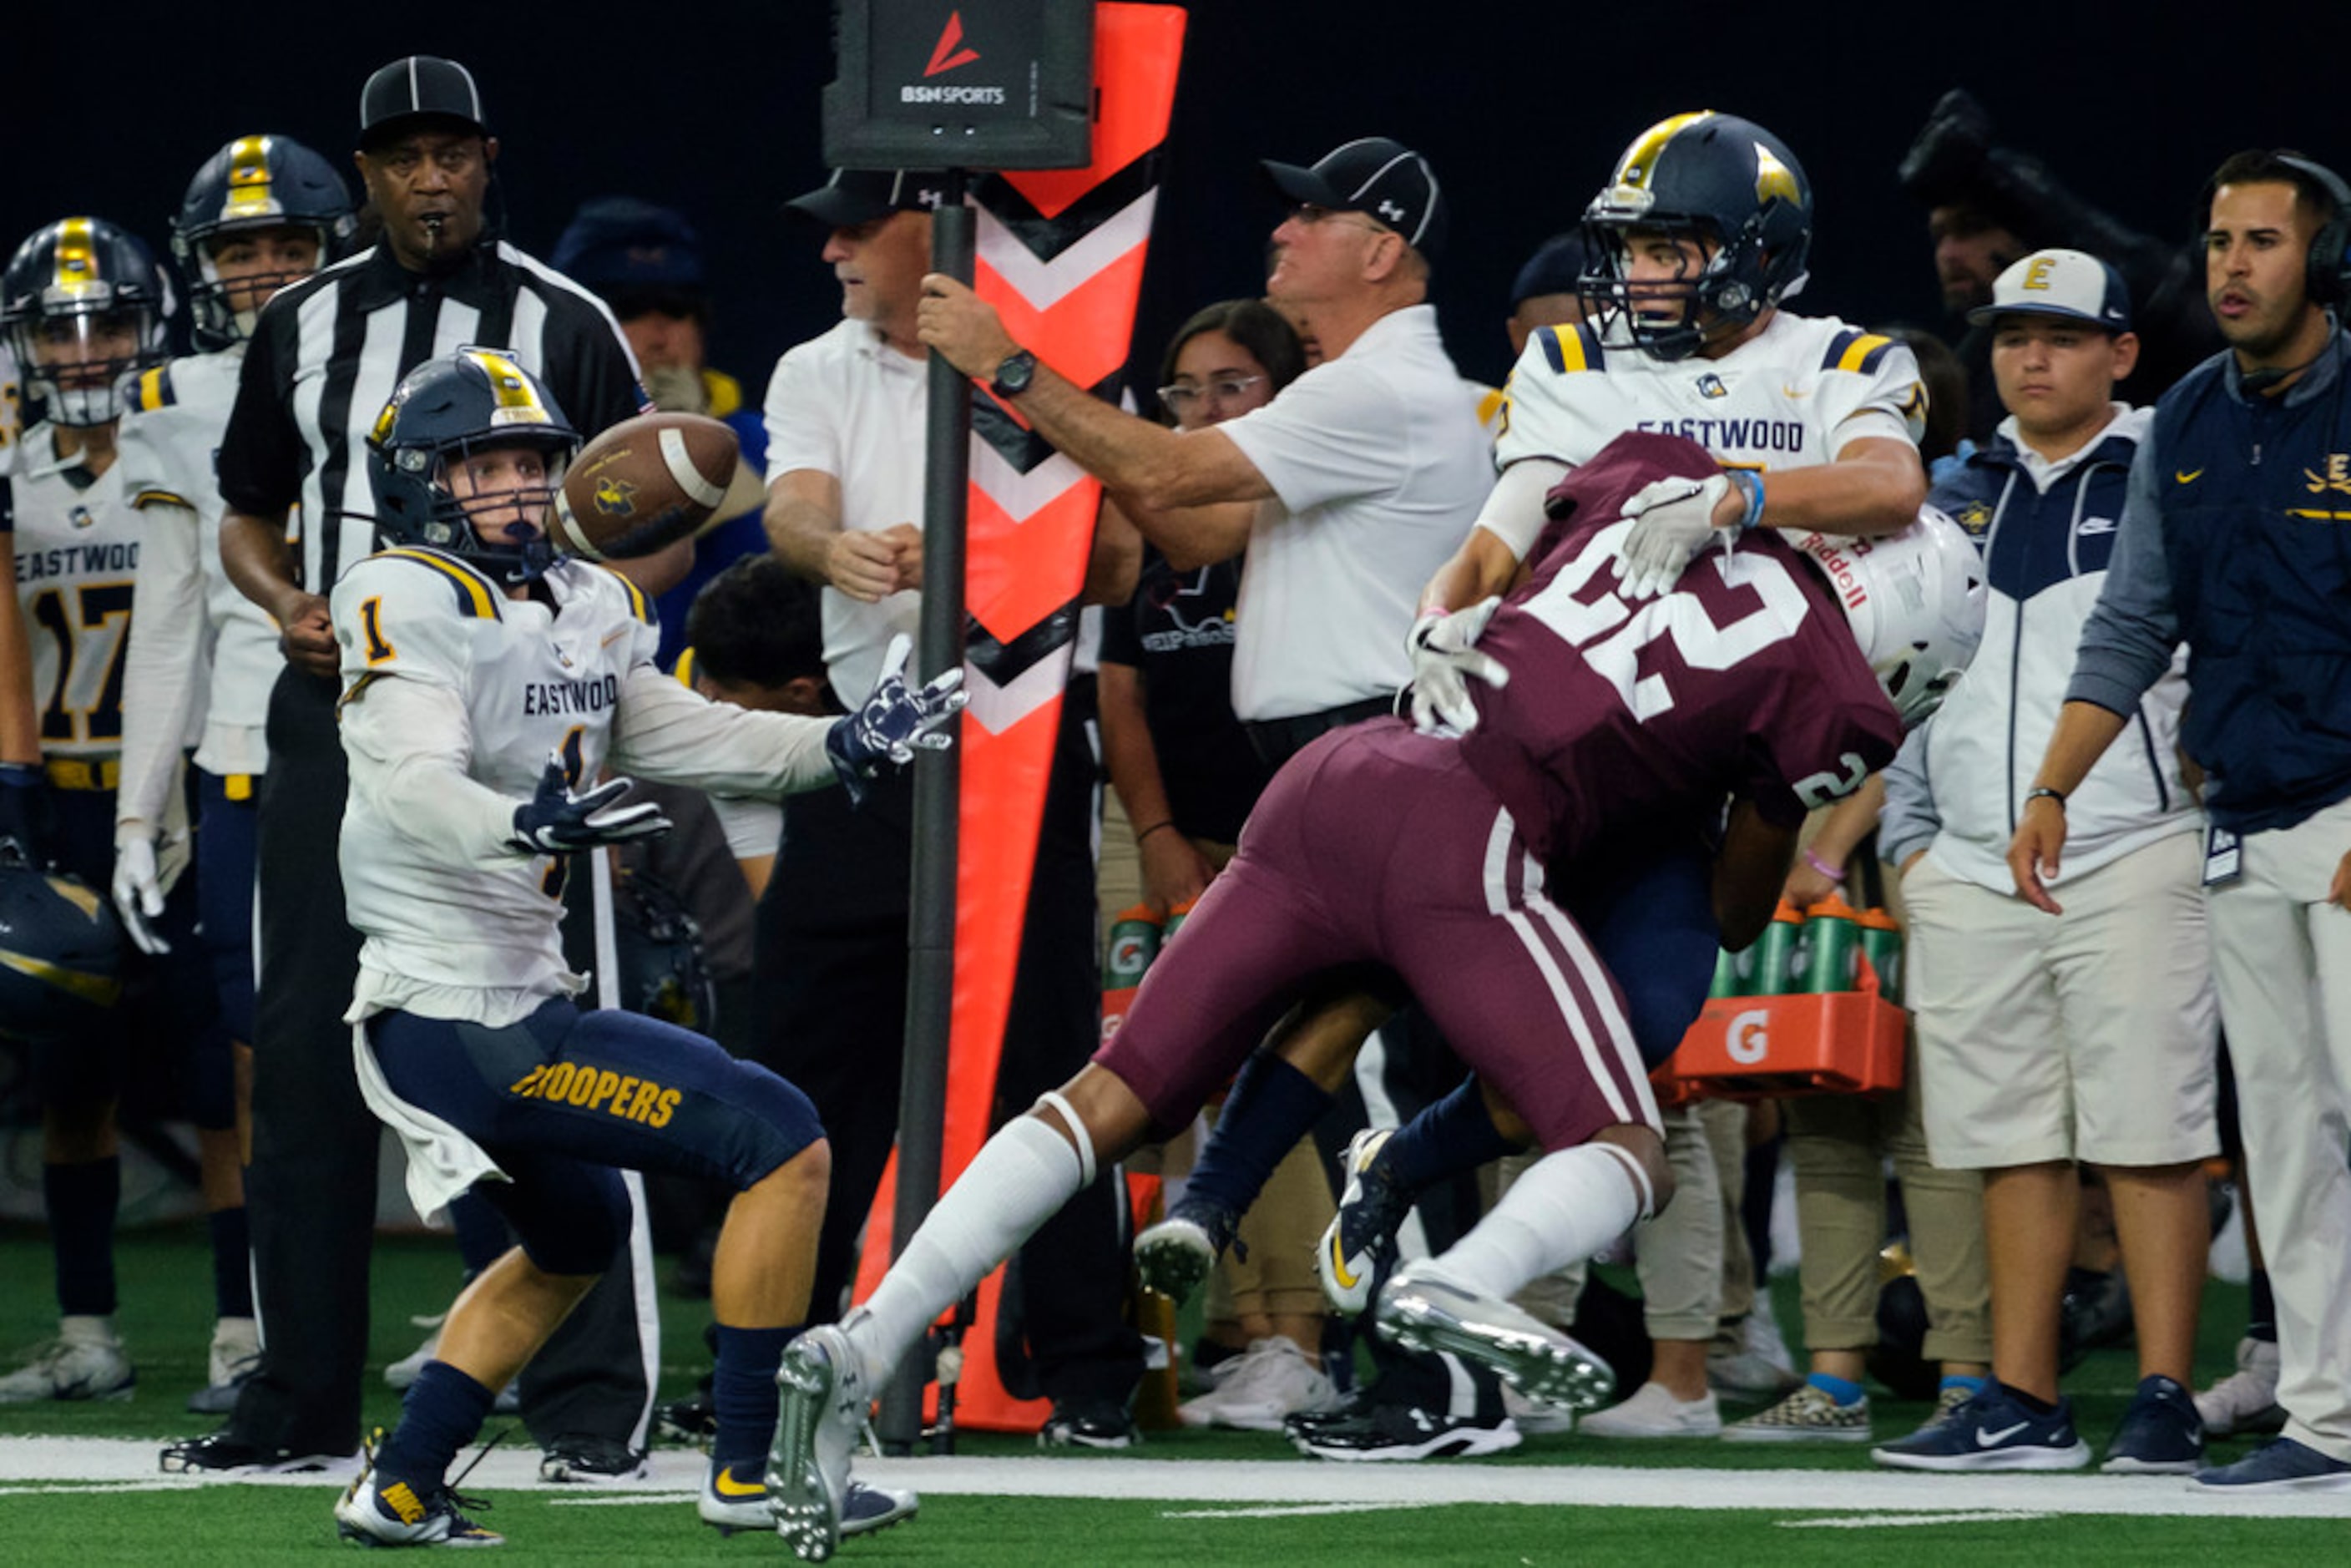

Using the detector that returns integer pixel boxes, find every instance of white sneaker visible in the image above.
[1176,1338,1340,1432]
[1580,1380,1722,1439]
[1501,1384,1576,1437]
[2197,1335,2286,1438]
[382,1324,442,1390]
[0,1316,134,1404]
[189,1317,260,1415]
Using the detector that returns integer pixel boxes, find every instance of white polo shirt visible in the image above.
[762,317,928,701]
[1218,304,1494,722]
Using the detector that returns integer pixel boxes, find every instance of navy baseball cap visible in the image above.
[551,198,705,290]
[359,56,487,147]
[784,169,954,228]
[1511,231,1591,310]
[1263,136,1449,262]
[1968,247,2133,333]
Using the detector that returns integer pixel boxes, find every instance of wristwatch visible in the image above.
[989,348,1037,399]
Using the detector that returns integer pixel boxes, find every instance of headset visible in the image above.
[2200,150,2351,306]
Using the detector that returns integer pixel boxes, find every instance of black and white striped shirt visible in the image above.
[217,239,649,594]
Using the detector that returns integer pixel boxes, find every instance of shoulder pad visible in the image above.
[597,562,655,626]
[1821,330,1897,377]
[1537,322,1606,376]
[374,548,505,621]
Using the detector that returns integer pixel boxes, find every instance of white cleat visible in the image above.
[1373,1264,1615,1413]
[770,1324,868,1562]
[1317,1129,1398,1318]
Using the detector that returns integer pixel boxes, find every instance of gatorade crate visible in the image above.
[1655,958,1906,1102]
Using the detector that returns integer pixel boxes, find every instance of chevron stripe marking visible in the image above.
[975,192,1159,313]
[977,245,1152,392]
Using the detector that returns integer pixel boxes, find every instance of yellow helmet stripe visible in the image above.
[52,217,99,297]
[1613,111,1714,189]
[465,347,552,427]
[225,134,279,220]
[0,949,123,1009]
[1754,142,1801,209]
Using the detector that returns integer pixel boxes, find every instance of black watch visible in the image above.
[989,348,1037,399]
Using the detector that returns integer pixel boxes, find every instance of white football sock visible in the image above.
[1427,1143,1647,1299]
[849,1113,1089,1380]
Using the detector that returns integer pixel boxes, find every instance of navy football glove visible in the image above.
[507,753,672,855]
[826,634,967,807]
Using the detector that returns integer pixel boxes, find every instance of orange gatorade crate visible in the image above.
[1656,956,1907,1101]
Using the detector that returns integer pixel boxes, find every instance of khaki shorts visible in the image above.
[1904,833,2219,1170]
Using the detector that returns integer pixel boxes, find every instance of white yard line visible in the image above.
[7,1439,2351,1521]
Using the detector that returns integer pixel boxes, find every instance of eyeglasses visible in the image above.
[1287,202,1394,238]
[1158,375,1267,415]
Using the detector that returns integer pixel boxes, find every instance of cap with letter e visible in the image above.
[359,56,488,149]
[1262,136,1449,262]
[1969,247,2132,333]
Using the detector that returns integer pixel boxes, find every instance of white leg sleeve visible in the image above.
[1431,1143,1646,1301]
[849,1113,1089,1381]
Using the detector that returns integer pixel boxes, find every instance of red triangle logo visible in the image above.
[925,10,981,76]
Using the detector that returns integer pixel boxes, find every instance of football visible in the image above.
[553,410,740,561]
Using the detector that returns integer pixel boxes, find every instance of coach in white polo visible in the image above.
[919,135,1494,766]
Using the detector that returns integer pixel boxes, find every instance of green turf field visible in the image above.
[3,1223,2343,1562]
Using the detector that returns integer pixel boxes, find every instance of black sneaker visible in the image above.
[2101,1373,2204,1474]
[1039,1396,1140,1449]
[1287,1397,1520,1462]
[159,1429,360,1477]
[655,1390,718,1446]
[538,1434,650,1482]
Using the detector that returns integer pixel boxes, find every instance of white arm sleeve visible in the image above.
[1469,458,1570,561]
[609,665,840,798]
[340,675,522,869]
[114,499,207,841]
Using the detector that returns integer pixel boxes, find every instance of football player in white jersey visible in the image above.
[327,348,957,1548]
[109,134,354,1417]
[0,216,227,1411]
[1420,110,1929,625]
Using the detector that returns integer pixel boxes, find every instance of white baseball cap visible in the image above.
[1968,247,2133,332]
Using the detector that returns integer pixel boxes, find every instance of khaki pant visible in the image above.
[2207,796,2351,1462]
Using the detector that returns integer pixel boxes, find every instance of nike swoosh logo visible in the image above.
[1328,1237,1360,1291]
[2176,468,2205,484]
[1975,1421,2031,1446]
[712,1469,766,1498]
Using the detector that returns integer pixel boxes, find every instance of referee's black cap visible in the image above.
[359,56,488,149]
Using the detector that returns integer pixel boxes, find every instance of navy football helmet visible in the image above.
[1580,112,1814,361]
[172,134,355,350]
[0,847,126,1044]
[2,217,172,427]
[367,346,580,581]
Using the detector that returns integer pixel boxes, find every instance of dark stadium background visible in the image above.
[15,2,2351,397]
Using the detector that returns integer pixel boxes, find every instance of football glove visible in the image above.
[1614,472,1732,599]
[0,762,55,868]
[508,754,673,855]
[1406,597,1508,736]
[827,634,966,807]
[111,837,171,956]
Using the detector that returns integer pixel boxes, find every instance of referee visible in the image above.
[162,57,663,1479]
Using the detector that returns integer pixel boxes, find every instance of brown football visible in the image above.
[552,410,740,561]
